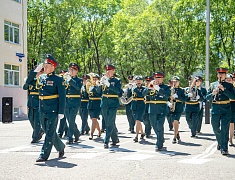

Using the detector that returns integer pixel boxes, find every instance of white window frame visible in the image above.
[4,64,20,87]
[4,20,20,44]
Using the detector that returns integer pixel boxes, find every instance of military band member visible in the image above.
[166,79,174,131]
[99,64,122,149]
[225,73,235,146]
[127,76,146,142]
[196,76,207,134]
[64,63,83,144]
[143,76,153,138]
[143,72,171,151]
[79,74,90,135]
[87,73,102,140]
[23,65,44,143]
[125,75,135,133]
[36,55,65,162]
[206,68,235,155]
[169,76,185,143]
[185,75,204,138]
[57,70,68,138]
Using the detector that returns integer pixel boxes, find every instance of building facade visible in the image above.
[0,0,27,120]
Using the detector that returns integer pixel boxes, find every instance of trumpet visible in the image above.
[148,80,157,89]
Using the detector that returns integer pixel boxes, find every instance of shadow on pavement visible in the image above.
[178,141,202,147]
[109,147,136,153]
[139,140,155,145]
[35,158,77,168]
[227,154,235,159]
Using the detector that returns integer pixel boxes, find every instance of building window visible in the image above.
[13,0,21,3]
[4,20,20,44]
[4,64,20,86]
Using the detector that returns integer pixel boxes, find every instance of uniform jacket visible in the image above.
[80,85,89,108]
[127,85,145,111]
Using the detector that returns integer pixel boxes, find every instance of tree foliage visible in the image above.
[27,0,235,86]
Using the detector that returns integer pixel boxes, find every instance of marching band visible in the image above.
[23,56,235,161]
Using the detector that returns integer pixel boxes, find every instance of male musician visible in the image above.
[206,68,235,155]
[64,63,83,144]
[87,73,102,140]
[57,70,68,138]
[23,66,44,143]
[225,73,235,146]
[196,76,207,134]
[169,76,185,143]
[166,79,174,131]
[36,55,65,162]
[79,74,90,135]
[127,75,146,142]
[185,76,204,138]
[143,72,171,151]
[125,75,135,133]
[99,64,122,149]
[143,76,153,138]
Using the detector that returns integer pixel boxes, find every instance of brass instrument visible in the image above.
[188,76,198,102]
[170,83,176,112]
[148,80,158,95]
[86,73,95,94]
[120,87,133,105]
[213,77,222,102]
[63,72,71,89]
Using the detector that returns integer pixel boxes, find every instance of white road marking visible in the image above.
[119,154,155,161]
[0,145,32,153]
[69,152,107,159]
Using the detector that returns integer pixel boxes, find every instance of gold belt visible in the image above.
[89,98,101,100]
[66,95,80,98]
[39,94,59,100]
[145,101,151,104]
[176,100,182,103]
[29,92,39,95]
[133,98,145,101]
[230,99,235,102]
[213,100,230,104]
[185,102,199,105]
[102,94,118,98]
[81,99,89,102]
[149,101,167,104]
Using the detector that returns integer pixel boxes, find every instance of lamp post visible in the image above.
[205,0,210,124]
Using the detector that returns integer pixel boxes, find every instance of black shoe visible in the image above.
[131,130,135,134]
[101,129,105,133]
[128,128,131,131]
[74,137,79,142]
[31,140,39,144]
[66,141,73,145]
[172,138,177,144]
[85,130,90,134]
[196,131,202,135]
[133,137,138,142]
[116,139,120,144]
[146,135,150,138]
[81,132,85,135]
[111,142,117,146]
[169,128,173,131]
[140,133,145,139]
[176,133,180,140]
[59,149,65,158]
[36,156,47,162]
[229,143,234,147]
[191,135,196,138]
[104,143,109,149]
[217,145,221,150]
[89,135,93,140]
[221,150,229,156]
[155,147,167,152]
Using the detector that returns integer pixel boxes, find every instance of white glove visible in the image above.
[196,95,200,100]
[34,63,43,72]
[188,93,193,97]
[128,84,133,89]
[172,94,178,99]
[65,74,71,82]
[167,101,172,108]
[154,85,160,91]
[58,114,64,120]
[89,86,94,92]
[104,79,110,87]
[132,83,137,89]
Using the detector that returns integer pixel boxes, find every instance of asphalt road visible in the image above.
[0,115,234,180]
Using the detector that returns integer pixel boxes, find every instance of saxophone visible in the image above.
[170,84,176,112]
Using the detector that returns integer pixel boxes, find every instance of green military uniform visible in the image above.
[79,84,90,134]
[36,55,65,162]
[23,70,43,143]
[99,65,122,148]
[197,86,207,133]
[206,69,235,155]
[65,72,83,144]
[88,84,102,120]
[143,72,171,151]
